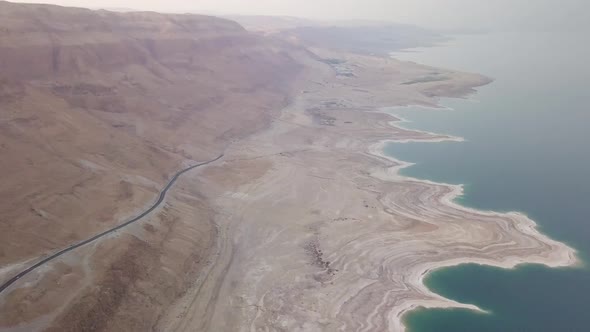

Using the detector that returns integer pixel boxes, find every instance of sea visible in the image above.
[385,32,590,332]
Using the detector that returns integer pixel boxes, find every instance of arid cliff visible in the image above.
[0,0,305,263]
[0,1,309,330]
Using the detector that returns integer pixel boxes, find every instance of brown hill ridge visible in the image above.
[0,3,309,326]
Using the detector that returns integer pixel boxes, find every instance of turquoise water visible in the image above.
[385,33,590,331]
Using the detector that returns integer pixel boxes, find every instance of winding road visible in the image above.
[0,154,224,295]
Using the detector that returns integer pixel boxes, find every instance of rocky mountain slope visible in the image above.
[0,1,310,329]
[0,0,304,265]
[229,15,445,55]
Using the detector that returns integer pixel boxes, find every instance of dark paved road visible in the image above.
[0,154,224,295]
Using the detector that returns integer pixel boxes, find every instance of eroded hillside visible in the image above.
[0,1,305,264]
[0,1,310,329]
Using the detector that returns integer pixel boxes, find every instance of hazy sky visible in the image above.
[9,0,588,31]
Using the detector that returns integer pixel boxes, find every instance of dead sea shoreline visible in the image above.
[369,106,578,331]
[159,52,580,332]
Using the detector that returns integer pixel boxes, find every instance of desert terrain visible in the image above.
[0,2,577,331]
